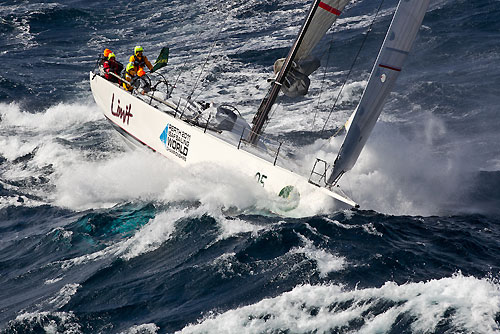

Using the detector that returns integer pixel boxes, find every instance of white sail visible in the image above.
[295,0,351,61]
[254,0,352,136]
[327,0,430,185]
[275,0,351,97]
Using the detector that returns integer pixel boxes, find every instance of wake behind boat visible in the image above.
[90,0,430,211]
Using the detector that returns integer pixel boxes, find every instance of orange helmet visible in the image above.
[103,49,112,57]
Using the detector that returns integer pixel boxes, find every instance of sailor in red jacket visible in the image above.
[103,53,123,83]
[101,48,112,64]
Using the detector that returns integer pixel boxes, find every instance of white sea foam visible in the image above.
[292,234,346,277]
[120,323,160,334]
[0,194,44,208]
[216,215,267,241]
[47,283,81,309]
[293,111,473,216]
[13,311,82,334]
[362,222,383,236]
[0,88,476,217]
[119,208,185,261]
[0,133,38,162]
[0,101,101,132]
[0,96,470,217]
[322,217,383,238]
[341,119,470,216]
[44,277,64,285]
[48,227,73,240]
[52,147,273,213]
[176,273,500,334]
[323,217,356,229]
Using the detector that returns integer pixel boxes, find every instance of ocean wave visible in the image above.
[177,273,500,334]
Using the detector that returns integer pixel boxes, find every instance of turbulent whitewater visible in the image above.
[1,0,500,333]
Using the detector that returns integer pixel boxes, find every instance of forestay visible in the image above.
[327,0,431,185]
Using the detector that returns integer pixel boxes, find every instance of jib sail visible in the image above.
[327,0,431,186]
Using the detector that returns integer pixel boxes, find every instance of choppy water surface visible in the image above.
[1,0,499,333]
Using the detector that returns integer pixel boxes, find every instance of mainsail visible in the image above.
[250,0,350,143]
[276,0,351,97]
[295,0,349,61]
[327,0,430,185]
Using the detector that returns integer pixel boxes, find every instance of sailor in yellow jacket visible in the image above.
[122,63,138,91]
[129,46,153,72]
[123,62,148,94]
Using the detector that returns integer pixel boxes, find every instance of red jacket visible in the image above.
[103,59,123,82]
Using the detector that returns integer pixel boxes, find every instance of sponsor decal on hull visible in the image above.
[160,124,191,161]
[110,93,133,125]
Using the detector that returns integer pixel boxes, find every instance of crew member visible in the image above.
[100,48,113,66]
[130,46,153,72]
[103,53,123,83]
[122,62,137,91]
[122,62,149,94]
[104,49,112,58]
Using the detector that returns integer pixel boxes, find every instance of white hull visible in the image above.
[90,73,357,210]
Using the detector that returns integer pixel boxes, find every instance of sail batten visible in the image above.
[327,0,430,186]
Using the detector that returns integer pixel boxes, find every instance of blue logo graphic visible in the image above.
[160,124,169,145]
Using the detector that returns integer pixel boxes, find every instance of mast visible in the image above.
[326,0,430,186]
[248,0,323,144]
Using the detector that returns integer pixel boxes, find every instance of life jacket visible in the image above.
[122,71,137,91]
[103,60,111,78]
[103,59,124,83]
[130,54,152,71]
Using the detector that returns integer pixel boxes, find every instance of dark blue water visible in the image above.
[1,0,500,333]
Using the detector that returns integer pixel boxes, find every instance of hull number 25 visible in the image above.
[255,172,267,187]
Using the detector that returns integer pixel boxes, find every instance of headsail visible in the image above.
[327,0,430,185]
[276,0,351,97]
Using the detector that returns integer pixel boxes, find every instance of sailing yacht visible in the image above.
[90,0,430,211]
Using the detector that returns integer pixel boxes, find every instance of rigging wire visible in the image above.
[187,10,229,102]
[170,55,190,97]
[311,22,339,130]
[320,0,387,135]
[187,41,217,101]
[251,2,320,137]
